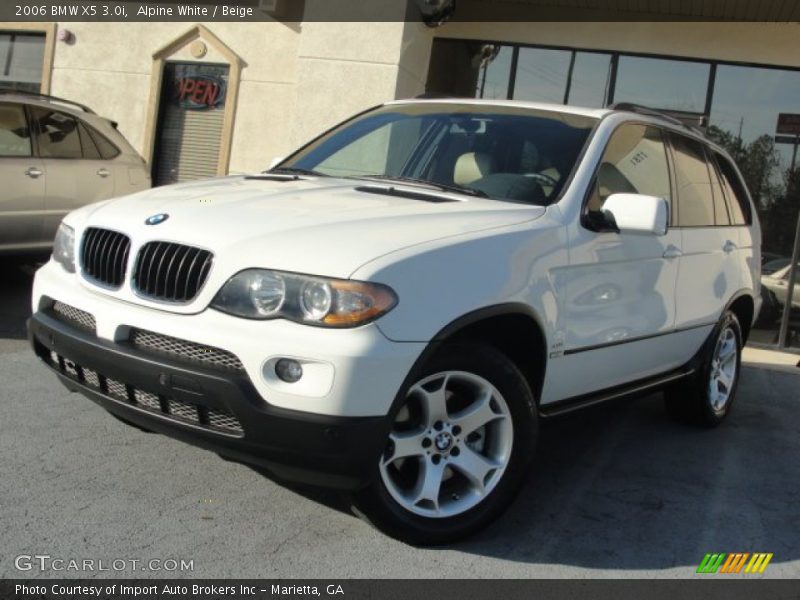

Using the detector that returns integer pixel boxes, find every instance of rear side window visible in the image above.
[0,103,32,157]
[669,133,715,227]
[29,108,120,160]
[77,122,101,159]
[586,123,672,212]
[713,152,751,226]
[707,148,731,226]
[85,125,121,159]
[31,107,83,159]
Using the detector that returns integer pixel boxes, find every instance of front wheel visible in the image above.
[353,342,536,545]
[665,310,743,427]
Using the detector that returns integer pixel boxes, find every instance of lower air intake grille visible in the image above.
[132,241,213,303]
[51,301,96,333]
[81,227,131,288]
[129,328,245,372]
[47,351,243,436]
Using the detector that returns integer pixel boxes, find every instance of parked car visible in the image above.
[29,99,761,544]
[762,256,791,276]
[761,263,800,312]
[0,89,150,256]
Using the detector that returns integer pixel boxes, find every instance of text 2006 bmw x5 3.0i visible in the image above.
[30,100,761,544]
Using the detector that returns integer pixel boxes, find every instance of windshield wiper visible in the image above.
[266,166,328,177]
[363,175,488,198]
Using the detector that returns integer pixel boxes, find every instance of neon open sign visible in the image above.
[173,75,226,110]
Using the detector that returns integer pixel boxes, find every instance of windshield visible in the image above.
[277,102,598,205]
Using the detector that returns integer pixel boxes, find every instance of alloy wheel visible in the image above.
[378,370,514,518]
[708,326,738,412]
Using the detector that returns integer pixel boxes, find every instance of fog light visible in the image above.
[275,358,303,383]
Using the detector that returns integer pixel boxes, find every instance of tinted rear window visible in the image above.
[669,133,715,227]
[713,152,751,226]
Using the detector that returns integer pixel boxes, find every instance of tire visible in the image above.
[664,310,743,428]
[352,342,536,545]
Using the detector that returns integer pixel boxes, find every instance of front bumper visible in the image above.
[29,311,390,490]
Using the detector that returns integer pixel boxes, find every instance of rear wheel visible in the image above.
[665,310,742,427]
[353,342,536,545]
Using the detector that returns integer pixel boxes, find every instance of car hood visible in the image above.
[78,175,545,279]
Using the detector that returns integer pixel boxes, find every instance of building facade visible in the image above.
[1,8,799,346]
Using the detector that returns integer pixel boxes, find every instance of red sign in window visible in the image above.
[173,75,226,110]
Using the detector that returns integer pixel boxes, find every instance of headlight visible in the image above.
[52,223,76,273]
[211,269,398,327]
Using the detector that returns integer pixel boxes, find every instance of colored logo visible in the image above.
[145,213,169,226]
[697,553,773,574]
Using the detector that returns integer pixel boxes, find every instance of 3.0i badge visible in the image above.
[145,213,169,225]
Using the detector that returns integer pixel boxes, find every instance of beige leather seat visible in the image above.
[453,152,495,186]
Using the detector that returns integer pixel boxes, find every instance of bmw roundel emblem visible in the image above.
[145,213,169,226]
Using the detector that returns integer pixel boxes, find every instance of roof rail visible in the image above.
[0,88,96,114]
[610,102,707,136]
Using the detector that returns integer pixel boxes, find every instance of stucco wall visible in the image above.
[48,21,302,174]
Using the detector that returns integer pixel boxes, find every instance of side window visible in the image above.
[78,122,101,160]
[31,107,82,159]
[85,125,121,160]
[669,133,715,227]
[0,103,32,157]
[586,123,671,212]
[707,148,731,226]
[714,152,751,226]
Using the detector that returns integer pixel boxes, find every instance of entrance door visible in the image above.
[152,62,229,186]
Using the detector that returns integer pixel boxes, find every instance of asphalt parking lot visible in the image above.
[2,260,799,579]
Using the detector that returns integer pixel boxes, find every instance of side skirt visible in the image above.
[538,366,695,418]
[539,317,719,418]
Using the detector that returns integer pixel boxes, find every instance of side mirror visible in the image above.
[268,156,285,169]
[602,193,668,236]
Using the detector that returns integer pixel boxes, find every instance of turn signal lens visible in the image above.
[323,280,398,326]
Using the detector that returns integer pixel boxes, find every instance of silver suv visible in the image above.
[0,90,150,256]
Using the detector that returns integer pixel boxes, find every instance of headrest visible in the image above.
[453,152,495,186]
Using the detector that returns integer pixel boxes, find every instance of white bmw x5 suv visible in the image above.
[30,99,761,544]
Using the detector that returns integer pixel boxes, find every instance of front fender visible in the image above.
[352,217,566,346]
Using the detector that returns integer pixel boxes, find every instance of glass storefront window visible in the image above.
[567,52,612,108]
[614,56,710,113]
[478,45,513,100]
[512,47,571,103]
[709,65,800,185]
[0,33,45,93]
[709,64,800,348]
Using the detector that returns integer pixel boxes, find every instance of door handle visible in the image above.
[723,240,737,253]
[663,246,682,259]
[96,168,110,178]
[25,167,43,178]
